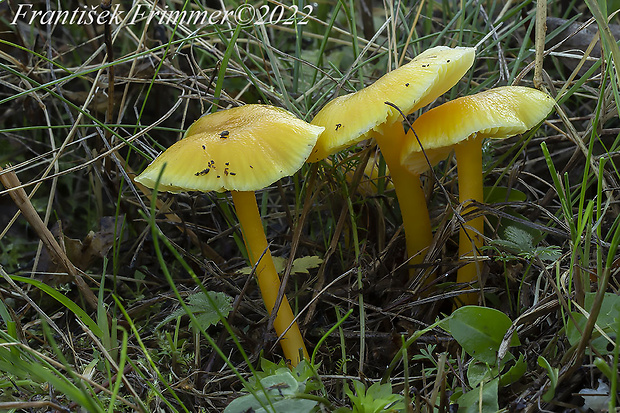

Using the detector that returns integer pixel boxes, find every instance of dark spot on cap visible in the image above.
[230,172,236,176]
[219,130,229,139]
[224,168,229,176]
[195,168,210,176]
[202,145,206,150]
[250,165,253,168]
[405,83,409,87]
[217,175,220,178]
[335,123,342,131]
[225,162,229,166]
[447,59,450,62]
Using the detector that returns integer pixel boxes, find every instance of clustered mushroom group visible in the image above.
[136,46,555,365]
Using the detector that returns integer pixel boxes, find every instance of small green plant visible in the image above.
[156,290,233,331]
[492,224,561,262]
[223,358,323,413]
[444,306,524,413]
[335,380,405,413]
[537,356,559,403]
[224,357,409,413]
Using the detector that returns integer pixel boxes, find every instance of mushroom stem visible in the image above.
[375,122,433,277]
[454,136,484,306]
[391,166,433,270]
[231,190,309,366]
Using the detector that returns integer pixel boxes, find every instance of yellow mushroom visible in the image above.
[310,46,475,274]
[401,86,555,305]
[136,104,324,365]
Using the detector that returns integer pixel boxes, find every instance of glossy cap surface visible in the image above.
[135,105,324,192]
[308,46,476,162]
[401,86,555,171]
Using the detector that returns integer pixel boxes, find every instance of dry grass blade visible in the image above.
[0,167,98,309]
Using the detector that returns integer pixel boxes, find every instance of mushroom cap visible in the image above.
[345,154,394,196]
[135,105,324,193]
[401,86,555,170]
[308,46,476,162]
[401,147,454,176]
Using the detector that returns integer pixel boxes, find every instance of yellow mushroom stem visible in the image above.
[453,135,484,306]
[375,122,433,277]
[231,190,309,366]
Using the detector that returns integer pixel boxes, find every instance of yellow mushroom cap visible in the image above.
[135,105,325,193]
[400,147,454,176]
[401,86,555,171]
[308,46,476,162]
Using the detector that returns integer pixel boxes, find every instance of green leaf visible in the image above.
[260,371,300,397]
[223,392,317,413]
[593,357,615,381]
[448,306,520,365]
[533,245,562,262]
[291,256,323,274]
[467,362,494,388]
[537,356,558,402]
[499,354,527,387]
[456,378,499,413]
[500,225,534,252]
[157,291,233,330]
[566,292,620,355]
[345,380,405,413]
[484,186,527,203]
[238,256,323,275]
[224,371,318,413]
[238,256,286,275]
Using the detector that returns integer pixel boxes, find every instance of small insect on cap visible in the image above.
[307,46,476,162]
[400,86,555,170]
[135,105,325,193]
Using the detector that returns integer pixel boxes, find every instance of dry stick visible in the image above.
[34,2,62,280]
[115,3,150,125]
[557,264,615,387]
[533,0,547,89]
[0,402,68,411]
[276,181,294,229]
[296,152,373,368]
[102,0,115,143]
[478,2,509,83]
[398,0,425,67]
[130,173,225,264]
[272,150,372,342]
[517,260,601,412]
[270,164,320,328]
[267,166,325,356]
[0,167,98,310]
[204,269,257,374]
[359,0,374,41]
